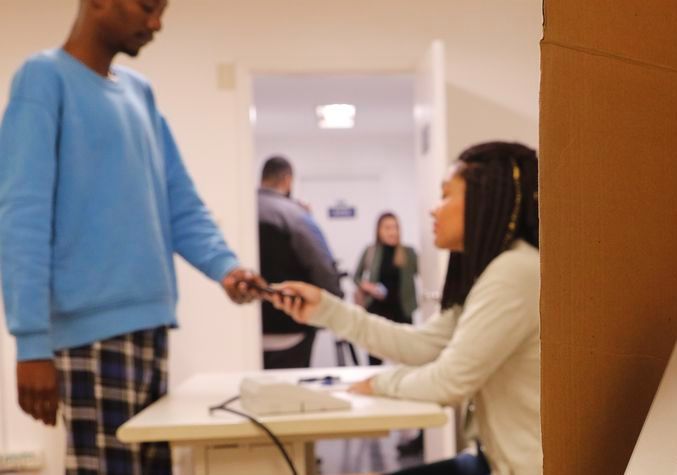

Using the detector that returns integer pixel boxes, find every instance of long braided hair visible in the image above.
[440,142,539,310]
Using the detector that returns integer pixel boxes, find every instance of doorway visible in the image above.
[252,73,421,366]
[240,41,454,469]
[252,70,425,475]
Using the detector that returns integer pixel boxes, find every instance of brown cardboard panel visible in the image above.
[543,0,677,70]
[540,42,677,473]
[540,43,677,353]
[542,342,667,474]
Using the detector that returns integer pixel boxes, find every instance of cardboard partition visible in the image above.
[540,1,677,473]
[543,0,677,69]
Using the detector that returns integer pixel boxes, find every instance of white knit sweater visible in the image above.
[310,240,542,474]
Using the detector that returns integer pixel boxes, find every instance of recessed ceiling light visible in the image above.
[316,104,356,129]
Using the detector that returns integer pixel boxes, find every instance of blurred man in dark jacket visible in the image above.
[258,156,343,368]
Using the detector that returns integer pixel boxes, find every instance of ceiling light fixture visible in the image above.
[316,104,356,129]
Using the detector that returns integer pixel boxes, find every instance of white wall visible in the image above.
[0,1,542,473]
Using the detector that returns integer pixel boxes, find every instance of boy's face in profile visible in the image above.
[95,0,168,57]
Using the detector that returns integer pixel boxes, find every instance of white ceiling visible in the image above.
[252,74,415,137]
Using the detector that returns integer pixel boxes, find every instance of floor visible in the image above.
[315,432,424,475]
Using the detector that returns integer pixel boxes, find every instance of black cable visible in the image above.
[208,395,298,475]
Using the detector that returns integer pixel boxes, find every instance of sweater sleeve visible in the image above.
[0,98,58,361]
[289,215,343,297]
[309,292,457,366]
[371,274,538,406]
[353,247,368,285]
[160,117,240,281]
[410,247,419,275]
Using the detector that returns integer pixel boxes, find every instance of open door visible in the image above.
[414,41,457,464]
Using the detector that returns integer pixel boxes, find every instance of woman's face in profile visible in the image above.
[378,217,400,246]
[432,166,465,251]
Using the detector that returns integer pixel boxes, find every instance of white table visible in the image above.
[117,366,448,475]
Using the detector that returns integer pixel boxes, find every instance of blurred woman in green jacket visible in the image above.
[354,212,419,364]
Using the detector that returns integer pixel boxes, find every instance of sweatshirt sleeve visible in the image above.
[309,292,457,366]
[410,247,419,275]
[0,97,58,361]
[353,247,368,285]
[289,215,343,297]
[160,117,240,281]
[371,274,538,406]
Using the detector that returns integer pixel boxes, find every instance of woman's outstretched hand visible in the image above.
[266,281,322,324]
[348,377,375,396]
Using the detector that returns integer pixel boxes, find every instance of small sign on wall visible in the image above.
[328,200,356,219]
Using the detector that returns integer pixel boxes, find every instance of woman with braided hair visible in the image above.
[268,142,542,475]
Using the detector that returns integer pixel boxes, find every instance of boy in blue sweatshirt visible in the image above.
[0,1,264,473]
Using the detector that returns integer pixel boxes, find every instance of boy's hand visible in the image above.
[17,360,59,426]
[222,268,267,304]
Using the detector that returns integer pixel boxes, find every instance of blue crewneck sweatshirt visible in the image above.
[0,49,239,360]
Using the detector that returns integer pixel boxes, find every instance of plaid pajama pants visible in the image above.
[54,327,172,475]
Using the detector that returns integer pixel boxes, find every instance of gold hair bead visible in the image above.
[502,160,522,250]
